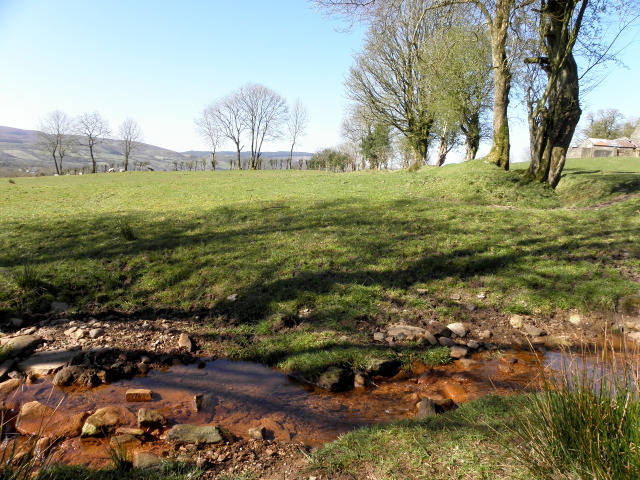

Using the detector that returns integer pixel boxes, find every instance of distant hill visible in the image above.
[0,126,313,175]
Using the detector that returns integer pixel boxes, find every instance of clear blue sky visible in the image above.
[0,0,637,157]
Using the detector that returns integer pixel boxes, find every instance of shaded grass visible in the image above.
[36,462,201,480]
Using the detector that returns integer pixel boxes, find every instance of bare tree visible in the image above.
[286,99,310,169]
[238,83,289,170]
[76,111,111,173]
[195,106,223,171]
[119,118,143,172]
[205,93,246,170]
[37,110,74,175]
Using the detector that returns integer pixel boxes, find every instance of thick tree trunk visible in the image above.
[527,0,585,188]
[486,3,512,170]
[464,134,481,161]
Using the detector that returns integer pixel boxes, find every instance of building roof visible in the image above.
[584,138,639,148]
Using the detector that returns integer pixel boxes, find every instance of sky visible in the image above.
[0,0,638,158]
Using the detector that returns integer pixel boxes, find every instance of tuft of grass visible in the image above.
[117,218,137,241]
[511,343,640,479]
[9,178,16,184]
[14,263,41,291]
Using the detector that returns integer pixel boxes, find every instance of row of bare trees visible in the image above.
[195,83,310,170]
[37,111,143,174]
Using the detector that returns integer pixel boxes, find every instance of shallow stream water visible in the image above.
[1,350,552,467]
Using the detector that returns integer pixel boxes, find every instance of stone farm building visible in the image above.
[568,123,640,158]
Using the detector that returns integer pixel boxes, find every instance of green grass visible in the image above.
[511,347,640,479]
[36,462,201,480]
[311,394,530,479]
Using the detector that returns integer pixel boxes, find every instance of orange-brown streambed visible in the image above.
[2,351,549,468]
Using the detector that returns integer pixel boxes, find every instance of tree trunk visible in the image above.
[464,134,480,161]
[486,2,512,170]
[435,139,447,167]
[51,152,60,175]
[527,0,585,188]
[123,152,129,172]
[90,145,97,174]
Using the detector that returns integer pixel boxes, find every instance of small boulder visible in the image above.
[373,332,385,342]
[509,315,525,329]
[316,366,354,392]
[421,331,438,346]
[466,340,480,350]
[438,337,455,347]
[137,408,166,427]
[247,426,266,440]
[416,398,436,419]
[386,324,427,341]
[89,328,105,339]
[366,358,401,377]
[82,406,129,437]
[446,322,468,337]
[449,346,468,359]
[427,321,451,337]
[178,333,194,352]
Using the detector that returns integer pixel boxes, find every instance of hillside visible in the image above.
[0,126,313,175]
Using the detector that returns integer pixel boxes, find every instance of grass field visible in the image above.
[2,157,640,479]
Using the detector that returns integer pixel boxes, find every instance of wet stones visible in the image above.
[0,377,21,395]
[449,345,468,359]
[416,398,436,419]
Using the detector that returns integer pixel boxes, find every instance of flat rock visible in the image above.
[449,345,468,359]
[138,408,166,426]
[17,401,88,438]
[126,389,153,402]
[373,332,385,342]
[18,349,80,376]
[167,424,228,445]
[438,337,455,347]
[386,324,427,341]
[442,382,468,403]
[447,322,468,337]
[2,335,43,357]
[0,377,21,395]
